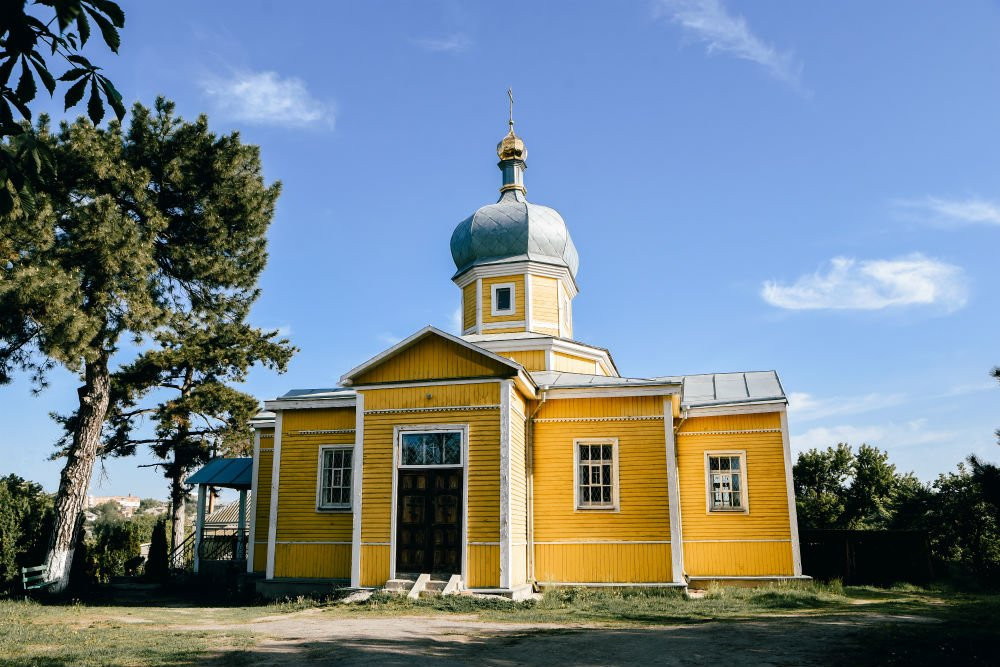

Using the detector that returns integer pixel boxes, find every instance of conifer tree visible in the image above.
[0,98,280,591]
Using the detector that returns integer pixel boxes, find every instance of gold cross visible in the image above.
[507,88,514,131]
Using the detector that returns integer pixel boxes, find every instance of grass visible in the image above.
[1,582,998,665]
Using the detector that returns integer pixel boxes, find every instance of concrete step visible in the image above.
[384,579,415,593]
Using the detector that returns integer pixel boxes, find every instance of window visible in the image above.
[491,282,515,316]
[317,446,353,510]
[574,439,619,510]
[400,431,462,467]
[706,452,748,512]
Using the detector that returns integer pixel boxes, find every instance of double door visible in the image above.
[395,468,462,575]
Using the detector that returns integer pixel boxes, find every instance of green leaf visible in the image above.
[85,7,120,53]
[64,77,88,111]
[66,54,93,67]
[0,54,17,88]
[98,75,125,120]
[4,90,31,120]
[58,67,90,82]
[30,58,57,95]
[15,60,37,104]
[87,79,104,125]
[90,0,126,28]
[77,10,92,46]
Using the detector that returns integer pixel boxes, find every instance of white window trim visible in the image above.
[490,282,516,316]
[397,427,465,469]
[573,438,620,512]
[316,445,354,512]
[704,450,749,514]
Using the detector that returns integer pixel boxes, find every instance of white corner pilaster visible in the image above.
[524,273,533,333]
[499,379,513,590]
[475,278,483,335]
[664,399,685,584]
[265,411,283,579]
[247,429,261,573]
[556,280,564,338]
[780,408,803,576]
[350,392,365,588]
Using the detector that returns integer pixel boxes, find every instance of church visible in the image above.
[247,109,804,596]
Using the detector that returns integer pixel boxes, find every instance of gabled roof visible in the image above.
[340,325,523,386]
[671,371,786,408]
[204,495,252,526]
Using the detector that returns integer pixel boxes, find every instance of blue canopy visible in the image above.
[187,458,252,489]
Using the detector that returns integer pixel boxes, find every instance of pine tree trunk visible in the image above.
[44,353,111,593]
[169,472,185,568]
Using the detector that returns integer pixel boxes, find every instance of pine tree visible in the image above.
[0,98,280,591]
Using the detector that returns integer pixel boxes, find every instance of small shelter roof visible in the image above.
[187,458,252,489]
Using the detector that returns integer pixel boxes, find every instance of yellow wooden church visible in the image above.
[247,113,804,596]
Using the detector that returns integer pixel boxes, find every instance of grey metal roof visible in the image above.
[450,190,579,278]
[531,371,678,389]
[279,387,357,399]
[672,371,786,408]
[187,458,253,489]
[204,494,252,527]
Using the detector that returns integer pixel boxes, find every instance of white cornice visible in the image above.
[470,335,620,377]
[543,385,680,399]
[682,401,787,417]
[263,398,357,411]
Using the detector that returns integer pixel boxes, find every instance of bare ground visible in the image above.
[187,610,941,666]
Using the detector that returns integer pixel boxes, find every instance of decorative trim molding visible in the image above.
[468,541,501,546]
[260,448,274,453]
[483,320,526,331]
[499,380,512,589]
[534,415,664,423]
[543,386,680,399]
[678,428,782,436]
[260,433,274,439]
[780,408,803,576]
[664,399,685,584]
[683,539,792,543]
[365,404,500,415]
[247,429,260,574]
[276,540,352,545]
[294,428,356,435]
[475,278,482,334]
[524,273,533,332]
[683,401,786,417]
[264,398,356,411]
[534,540,671,545]
[453,260,578,299]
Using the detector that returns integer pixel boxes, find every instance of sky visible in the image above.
[4,0,999,500]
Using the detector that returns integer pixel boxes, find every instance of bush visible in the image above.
[145,518,168,581]
[0,475,53,595]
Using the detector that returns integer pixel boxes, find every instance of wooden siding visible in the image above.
[359,384,502,586]
[283,408,354,433]
[534,543,671,583]
[509,391,528,586]
[361,545,390,587]
[552,351,598,375]
[481,275,525,326]
[683,541,793,576]
[467,544,500,588]
[275,419,354,543]
[539,396,664,420]
[252,542,267,572]
[498,349,545,371]
[462,282,476,330]
[530,275,558,330]
[352,334,514,385]
[677,412,794,576]
[274,543,351,579]
[253,446,273,569]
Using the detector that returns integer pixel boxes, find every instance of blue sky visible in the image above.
[4,0,999,499]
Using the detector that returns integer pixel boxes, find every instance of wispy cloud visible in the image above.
[449,307,462,335]
[200,70,334,128]
[412,33,471,53]
[653,0,802,89]
[761,254,969,312]
[788,391,906,422]
[377,333,402,346]
[893,196,1000,227]
[792,419,960,454]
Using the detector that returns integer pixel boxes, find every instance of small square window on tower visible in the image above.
[491,283,515,315]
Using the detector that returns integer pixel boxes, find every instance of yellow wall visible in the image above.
[498,349,545,371]
[252,432,274,574]
[462,282,476,331]
[360,383,502,588]
[272,408,355,579]
[532,396,672,583]
[552,351,599,375]
[508,387,529,586]
[530,275,560,336]
[481,275,525,326]
[677,412,794,576]
[352,334,514,385]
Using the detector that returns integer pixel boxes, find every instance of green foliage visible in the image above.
[0,475,53,593]
[0,1,125,215]
[84,514,154,583]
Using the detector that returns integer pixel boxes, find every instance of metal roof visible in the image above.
[279,387,356,399]
[203,495,251,527]
[450,189,579,278]
[186,458,252,489]
[673,371,786,408]
[531,370,677,388]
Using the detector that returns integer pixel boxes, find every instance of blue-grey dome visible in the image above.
[451,189,580,278]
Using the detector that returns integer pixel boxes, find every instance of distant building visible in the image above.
[87,494,142,517]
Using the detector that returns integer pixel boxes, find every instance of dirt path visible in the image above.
[189,611,938,666]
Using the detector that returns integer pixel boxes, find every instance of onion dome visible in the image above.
[450,97,579,279]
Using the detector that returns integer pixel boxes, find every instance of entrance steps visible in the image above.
[384,573,463,598]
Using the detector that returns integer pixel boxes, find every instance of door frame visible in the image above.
[390,424,469,582]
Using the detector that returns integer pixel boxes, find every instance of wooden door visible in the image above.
[396,469,462,576]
